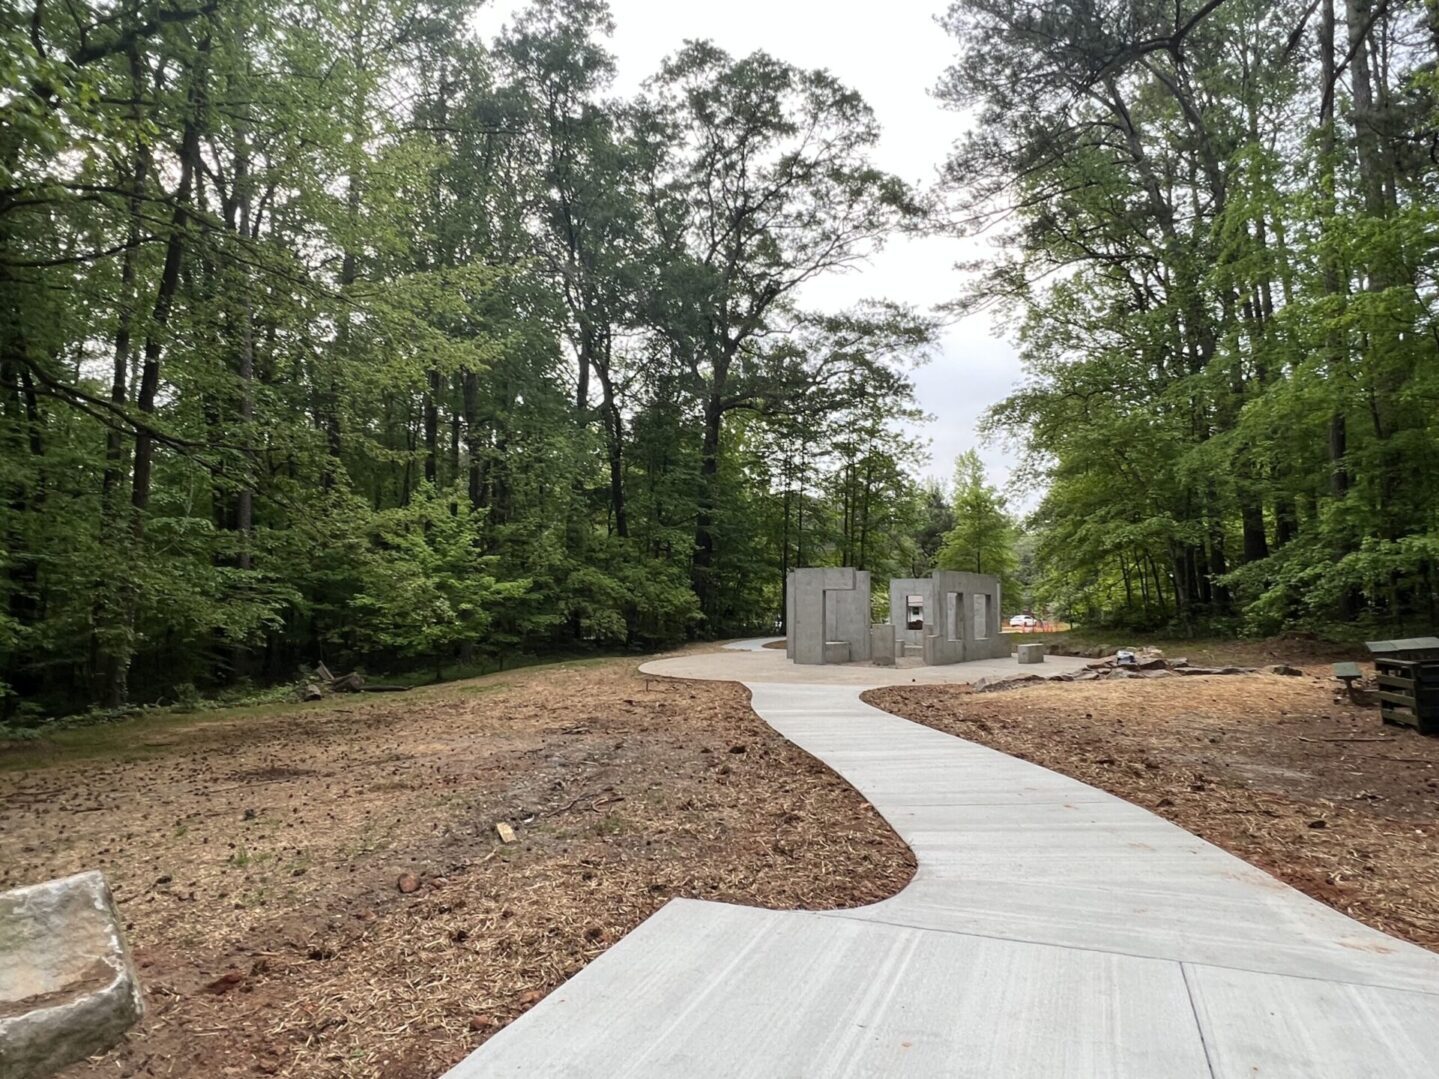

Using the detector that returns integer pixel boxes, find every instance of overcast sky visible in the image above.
[474,0,1030,502]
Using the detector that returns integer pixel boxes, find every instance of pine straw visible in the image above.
[868,667,1439,951]
[1,656,912,1078]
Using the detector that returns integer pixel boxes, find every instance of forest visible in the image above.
[3,0,1437,719]
[948,0,1439,636]
[2,0,953,717]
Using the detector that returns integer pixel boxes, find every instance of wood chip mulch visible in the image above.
[1,656,913,1078]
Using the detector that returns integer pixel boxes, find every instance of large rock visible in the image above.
[0,871,143,1079]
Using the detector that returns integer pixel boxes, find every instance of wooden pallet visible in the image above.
[1374,657,1439,734]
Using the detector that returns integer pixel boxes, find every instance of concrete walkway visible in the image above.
[446,649,1439,1078]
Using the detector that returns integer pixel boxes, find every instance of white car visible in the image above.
[1009,614,1039,628]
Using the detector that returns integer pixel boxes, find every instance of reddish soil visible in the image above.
[1,656,912,1078]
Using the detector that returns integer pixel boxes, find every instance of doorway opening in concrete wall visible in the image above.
[905,595,924,631]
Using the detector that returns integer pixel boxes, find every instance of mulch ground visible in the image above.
[1,654,913,1078]
[868,661,1439,951]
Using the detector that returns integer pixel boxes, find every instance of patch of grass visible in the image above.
[0,696,342,773]
[0,654,637,773]
[342,819,398,861]
[591,813,629,837]
[379,649,630,688]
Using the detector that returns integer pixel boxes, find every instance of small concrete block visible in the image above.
[1017,643,1046,664]
[0,871,143,1079]
[869,625,896,666]
[822,641,851,665]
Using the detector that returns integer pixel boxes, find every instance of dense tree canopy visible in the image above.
[935,449,1022,604]
[6,0,1432,718]
[941,0,1439,633]
[0,0,934,717]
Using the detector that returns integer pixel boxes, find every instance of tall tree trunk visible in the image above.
[235,125,254,573]
[691,393,722,613]
[132,89,201,524]
[424,368,440,485]
[462,369,483,510]
[117,49,204,706]
[595,335,627,538]
[1322,0,1359,620]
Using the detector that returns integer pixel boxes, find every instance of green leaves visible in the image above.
[935,451,1023,608]
[940,0,1439,633]
[1,2,933,718]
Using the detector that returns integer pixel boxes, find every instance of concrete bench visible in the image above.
[1017,643,1046,664]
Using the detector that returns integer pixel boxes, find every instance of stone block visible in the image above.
[870,625,896,666]
[1,871,143,1079]
[1017,643,1046,664]
[822,641,851,665]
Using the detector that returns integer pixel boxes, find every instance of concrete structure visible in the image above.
[1017,642,1046,664]
[447,656,1439,1078]
[869,623,896,666]
[889,570,1009,665]
[786,568,1008,669]
[784,567,872,665]
[1,871,143,1079]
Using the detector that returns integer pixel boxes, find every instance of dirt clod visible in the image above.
[203,971,245,995]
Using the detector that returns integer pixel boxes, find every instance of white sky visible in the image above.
[474,0,1029,503]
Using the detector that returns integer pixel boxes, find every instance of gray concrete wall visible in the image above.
[785,570,796,660]
[828,570,873,662]
[924,582,963,665]
[929,570,1009,661]
[790,569,1003,666]
[786,568,871,665]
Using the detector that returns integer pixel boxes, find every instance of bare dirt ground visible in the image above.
[869,650,1439,952]
[1,652,913,1078]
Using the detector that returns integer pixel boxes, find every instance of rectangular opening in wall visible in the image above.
[905,594,925,631]
[946,593,961,641]
[974,593,989,640]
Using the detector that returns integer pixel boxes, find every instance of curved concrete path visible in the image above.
[447,647,1439,1078]
[721,636,785,652]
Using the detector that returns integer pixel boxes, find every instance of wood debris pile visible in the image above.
[300,662,411,701]
[973,648,1308,694]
